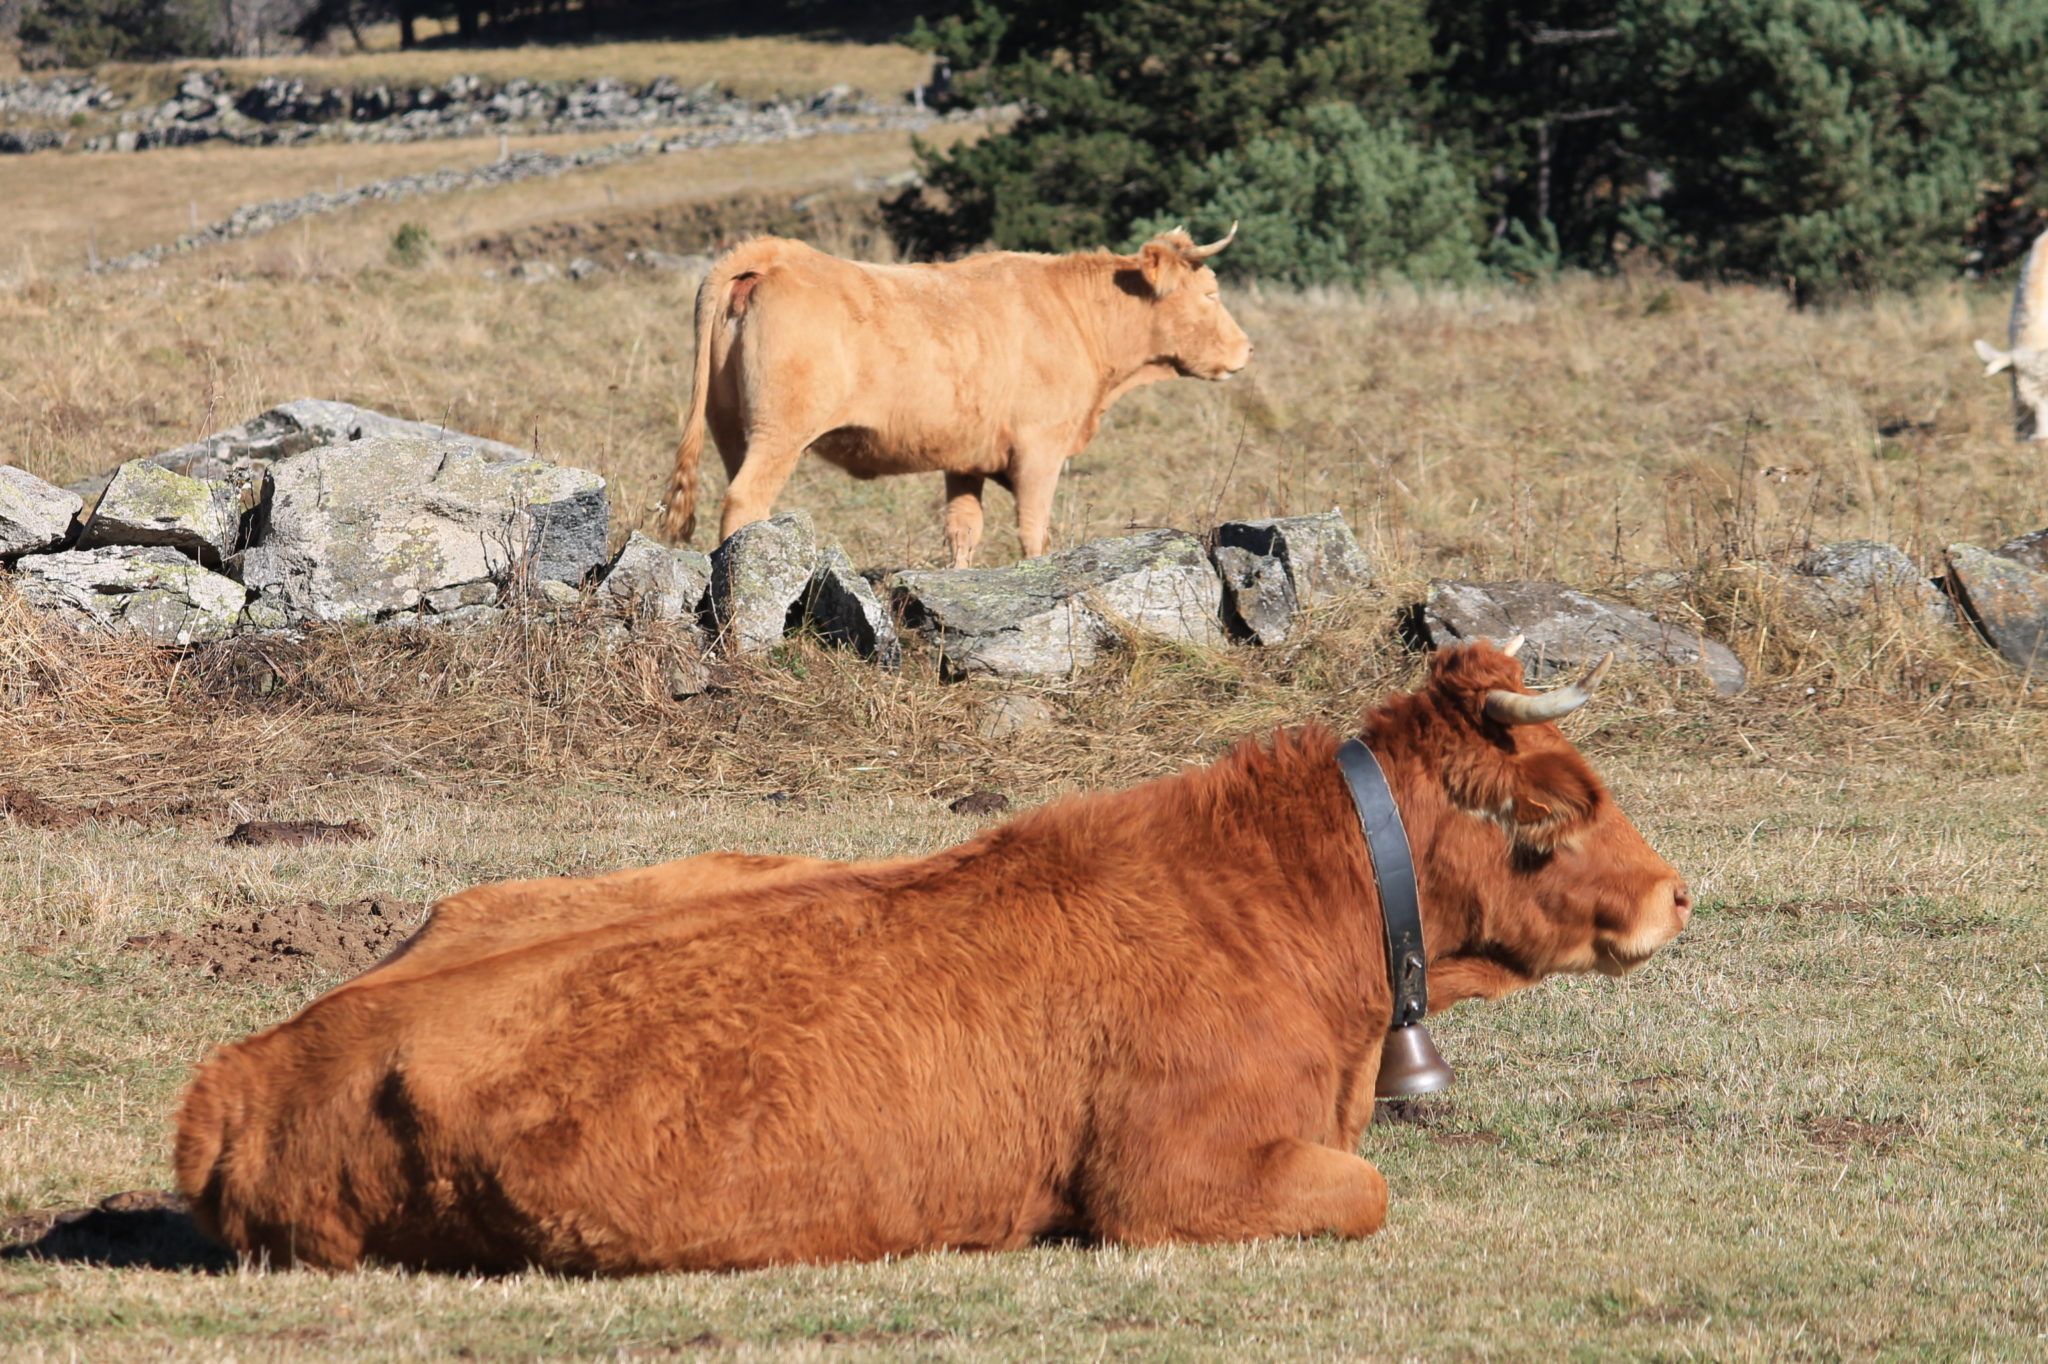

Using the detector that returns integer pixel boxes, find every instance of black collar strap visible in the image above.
[1336,739,1428,1029]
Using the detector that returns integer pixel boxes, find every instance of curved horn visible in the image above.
[1185,221,1239,261]
[1500,633,1525,658]
[1484,652,1613,727]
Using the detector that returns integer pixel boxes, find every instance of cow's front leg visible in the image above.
[943,472,985,567]
[1009,452,1062,560]
[1097,1139,1389,1247]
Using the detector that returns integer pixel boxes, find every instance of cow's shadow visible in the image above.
[1,1191,233,1272]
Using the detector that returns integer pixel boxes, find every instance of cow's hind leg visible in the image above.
[1097,1140,1388,1247]
[718,430,813,542]
[943,473,985,567]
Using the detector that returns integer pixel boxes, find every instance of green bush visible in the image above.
[389,222,435,268]
[18,0,212,66]
[1130,104,1487,287]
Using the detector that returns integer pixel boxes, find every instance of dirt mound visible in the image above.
[223,819,372,848]
[0,1189,228,1271]
[126,898,423,984]
[1,785,218,831]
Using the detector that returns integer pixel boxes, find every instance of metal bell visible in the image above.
[1374,1023,1455,1098]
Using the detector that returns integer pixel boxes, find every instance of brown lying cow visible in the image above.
[174,641,1689,1274]
[659,228,1253,567]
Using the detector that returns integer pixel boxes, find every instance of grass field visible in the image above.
[4,30,2048,1364]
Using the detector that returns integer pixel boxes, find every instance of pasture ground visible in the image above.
[4,31,2047,1363]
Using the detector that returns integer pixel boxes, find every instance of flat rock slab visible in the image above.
[1946,543,2048,672]
[894,529,1223,679]
[709,512,820,654]
[240,434,608,624]
[137,397,532,484]
[805,547,901,667]
[1786,540,1948,622]
[1213,511,1372,609]
[79,460,242,566]
[0,465,81,557]
[12,545,247,644]
[1994,526,2048,573]
[1423,578,1747,696]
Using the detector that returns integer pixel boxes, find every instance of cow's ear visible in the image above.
[1508,748,1602,846]
[1139,240,1183,297]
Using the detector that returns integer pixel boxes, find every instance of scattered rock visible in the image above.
[1212,543,1297,645]
[223,819,373,848]
[78,460,242,567]
[893,529,1223,679]
[1784,541,1948,622]
[1213,511,1372,609]
[976,692,1059,740]
[803,547,901,667]
[1994,526,2048,573]
[566,256,602,280]
[124,898,423,984]
[11,545,247,644]
[1945,543,2048,673]
[709,511,821,653]
[948,790,1010,816]
[0,465,82,558]
[597,531,711,623]
[1422,578,1747,695]
[240,434,608,624]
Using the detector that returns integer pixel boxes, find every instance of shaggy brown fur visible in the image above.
[174,642,1687,1274]
[660,230,1253,566]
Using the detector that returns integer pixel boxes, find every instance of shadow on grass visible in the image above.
[1,1190,233,1272]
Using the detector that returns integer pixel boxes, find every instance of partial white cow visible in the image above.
[1975,229,2048,440]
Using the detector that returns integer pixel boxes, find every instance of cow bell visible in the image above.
[1374,1023,1455,1098]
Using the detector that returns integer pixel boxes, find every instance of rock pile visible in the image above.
[9,399,2048,689]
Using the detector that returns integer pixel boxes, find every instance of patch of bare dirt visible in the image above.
[1,786,219,831]
[1799,1116,1913,1156]
[1721,899,1872,918]
[124,898,423,984]
[1373,1096,1502,1145]
[223,818,373,848]
[948,790,1010,816]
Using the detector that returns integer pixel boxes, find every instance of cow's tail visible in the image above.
[662,258,748,544]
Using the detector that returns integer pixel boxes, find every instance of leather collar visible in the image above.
[1336,739,1429,1028]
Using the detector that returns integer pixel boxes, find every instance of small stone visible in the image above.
[1212,511,1372,609]
[1423,578,1746,696]
[1212,544,1296,645]
[803,547,901,667]
[0,465,83,558]
[78,460,242,567]
[709,512,820,653]
[598,531,711,622]
[12,545,247,644]
[1946,543,2048,673]
[976,692,1058,740]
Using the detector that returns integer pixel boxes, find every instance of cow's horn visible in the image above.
[1483,652,1613,726]
[1500,633,1525,658]
[1186,222,1239,260]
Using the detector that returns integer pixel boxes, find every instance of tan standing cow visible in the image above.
[174,640,1690,1274]
[660,228,1253,566]
[1975,228,2048,440]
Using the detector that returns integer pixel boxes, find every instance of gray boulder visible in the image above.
[78,460,242,567]
[1423,578,1747,696]
[1784,540,1950,623]
[1212,511,1372,609]
[709,512,820,653]
[1213,543,1297,645]
[597,531,711,623]
[893,529,1223,679]
[804,548,901,668]
[0,465,82,558]
[13,545,246,644]
[240,434,608,624]
[1946,543,2048,673]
